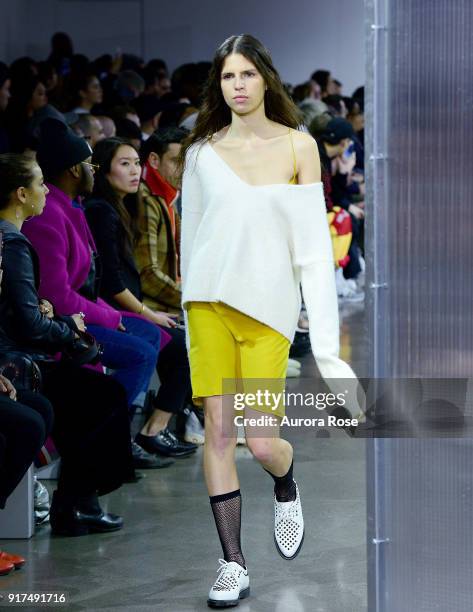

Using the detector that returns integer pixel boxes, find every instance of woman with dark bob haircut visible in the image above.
[0,152,134,537]
[84,137,197,459]
[179,34,362,607]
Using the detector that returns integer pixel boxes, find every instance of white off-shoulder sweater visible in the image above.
[180,140,359,388]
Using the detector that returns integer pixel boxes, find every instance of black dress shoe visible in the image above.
[163,428,198,451]
[50,492,123,537]
[289,332,311,358]
[135,428,197,458]
[131,441,174,469]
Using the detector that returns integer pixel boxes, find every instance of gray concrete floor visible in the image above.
[0,301,367,612]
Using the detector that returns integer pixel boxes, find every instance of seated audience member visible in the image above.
[0,152,133,536]
[132,94,163,141]
[115,117,142,150]
[84,138,197,458]
[333,79,343,95]
[110,104,141,127]
[293,81,328,127]
[143,64,171,99]
[345,96,365,172]
[69,54,90,77]
[0,63,10,153]
[103,70,145,110]
[171,62,210,129]
[292,82,312,104]
[96,114,116,138]
[5,74,48,152]
[69,72,103,114]
[159,102,191,129]
[311,69,337,98]
[48,32,74,76]
[74,113,105,148]
[22,119,174,467]
[37,62,59,97]
[311,117,364,287]
[0,374,50,571]
[135,127,187,313]
[323,94,348,118]
[9,57,38,81]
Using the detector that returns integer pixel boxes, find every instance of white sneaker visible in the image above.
[274,481,304,560]
[287,358,301,369]
[207,559,250,608]
[286,365,301,378]
[184,410,205,445]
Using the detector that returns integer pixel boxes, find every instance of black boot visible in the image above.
[50,491,123,537]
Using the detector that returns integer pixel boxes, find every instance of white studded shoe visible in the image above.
[207,559,250,608]
[273,481,304,559]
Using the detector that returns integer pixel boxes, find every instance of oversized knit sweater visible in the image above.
[180,141,359,389]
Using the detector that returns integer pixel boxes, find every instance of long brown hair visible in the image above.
[178,34,302,174]
[90,137,138,255]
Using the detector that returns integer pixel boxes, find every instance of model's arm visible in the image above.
[294,137,364,418]
[180,146,204,290]
[294,132,322,185]
[180,146,204,350]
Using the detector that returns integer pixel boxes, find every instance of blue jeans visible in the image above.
[88,316,161,408]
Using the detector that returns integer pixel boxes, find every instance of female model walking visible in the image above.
[180,34,359,608]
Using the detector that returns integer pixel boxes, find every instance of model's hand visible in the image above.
[348,204,365,220]
[0,374,16,400]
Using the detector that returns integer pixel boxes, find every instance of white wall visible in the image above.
[2,0,365,95]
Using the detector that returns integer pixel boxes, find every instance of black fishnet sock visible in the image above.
[265,460,296,502]
[209,489,246,568]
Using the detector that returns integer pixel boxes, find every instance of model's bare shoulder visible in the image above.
[293,130,321,183]
[292,129,317,150]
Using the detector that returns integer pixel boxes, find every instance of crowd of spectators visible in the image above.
[0,32,364,567]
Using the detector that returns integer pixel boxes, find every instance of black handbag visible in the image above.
[61,330,103,366]
[0,353,42,392]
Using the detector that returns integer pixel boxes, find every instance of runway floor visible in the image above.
[0,301,367,612]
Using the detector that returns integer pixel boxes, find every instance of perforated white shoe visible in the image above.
[207,559,250,608]
[273,481,304,559]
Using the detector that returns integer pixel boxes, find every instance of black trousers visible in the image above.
[40,361,134,497]
[0,390,53,509]
[155,326,192,415]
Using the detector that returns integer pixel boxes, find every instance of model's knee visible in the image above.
[246,438,275,464]
[204,409,236,455]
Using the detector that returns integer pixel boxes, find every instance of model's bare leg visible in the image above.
[203,395,245,569]
[203,395,238,495]
[243,406,293,480]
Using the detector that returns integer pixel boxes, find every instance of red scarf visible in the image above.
[142,161,178,238]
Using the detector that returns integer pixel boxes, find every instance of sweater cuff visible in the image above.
[300,261,364,418]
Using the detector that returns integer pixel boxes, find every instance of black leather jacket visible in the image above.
[0,220,76,357]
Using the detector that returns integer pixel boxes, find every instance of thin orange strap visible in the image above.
[288,128,297,183]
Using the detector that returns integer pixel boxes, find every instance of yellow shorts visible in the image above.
[187,302,290,418]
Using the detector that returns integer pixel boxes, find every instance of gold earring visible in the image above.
[15,208,20,220]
